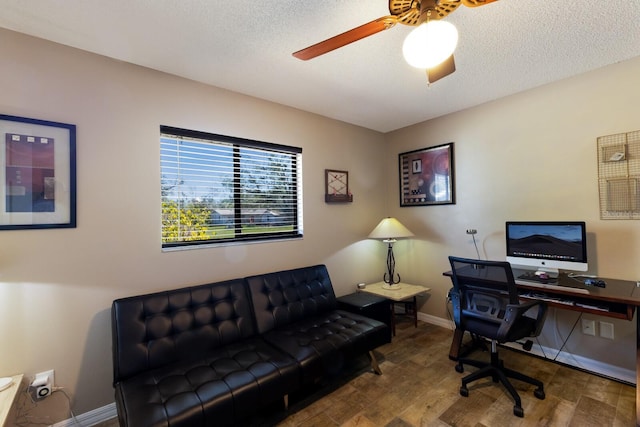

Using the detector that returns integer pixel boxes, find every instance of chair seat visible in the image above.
[462,315,538,343]
[447,256,548,418]
[260,310,389,383]
[115,337,299,427]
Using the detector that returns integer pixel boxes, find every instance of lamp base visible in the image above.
[382,283,402,290]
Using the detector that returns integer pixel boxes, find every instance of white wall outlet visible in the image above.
[600,321,614,340]
[30,369,54,400]
[581,319,596,336]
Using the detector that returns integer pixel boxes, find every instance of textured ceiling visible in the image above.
[1,0,639,133]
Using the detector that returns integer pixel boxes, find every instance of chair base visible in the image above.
[456,342,545,418]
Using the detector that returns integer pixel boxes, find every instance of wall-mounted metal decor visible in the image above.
[597,130,640,220]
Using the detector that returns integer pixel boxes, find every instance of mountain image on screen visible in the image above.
[508,234,582,261]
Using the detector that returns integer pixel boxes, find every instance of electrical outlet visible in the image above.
[466,229,477,235]
[600,321,614,339]
[581,319,596,336]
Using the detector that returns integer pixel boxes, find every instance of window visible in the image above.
[160,126,303,249]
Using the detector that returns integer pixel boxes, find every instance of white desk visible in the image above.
[0,374,23,427]
[360,282,430,335]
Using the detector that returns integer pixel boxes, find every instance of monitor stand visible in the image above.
[514,269,559,284]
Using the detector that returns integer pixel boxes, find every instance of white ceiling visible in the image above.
[1,0,639,133]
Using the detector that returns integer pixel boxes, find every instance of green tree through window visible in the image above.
[160,126,303,248]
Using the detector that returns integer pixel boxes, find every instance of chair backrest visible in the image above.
[111,278,255,384]
[246,264,337,335]
[447,256,521,333]
[448,256,520,303]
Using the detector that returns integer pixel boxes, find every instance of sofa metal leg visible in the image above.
[368,351,382,375]
[283,394,289,410]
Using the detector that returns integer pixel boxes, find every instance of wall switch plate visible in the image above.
[600,321,614,339]
[581,319,596,336]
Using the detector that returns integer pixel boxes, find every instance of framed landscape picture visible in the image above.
[0,114,76,229]
[399,143,455,207]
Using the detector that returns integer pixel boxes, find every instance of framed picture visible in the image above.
[0,114,76,229]
[325,169,353,203]
[399,142,455,207]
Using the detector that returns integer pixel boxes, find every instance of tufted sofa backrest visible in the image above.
[111,278,255,384]
[246,264,337,334]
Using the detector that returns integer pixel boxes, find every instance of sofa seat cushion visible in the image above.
[115,336,299,427]
[262,310,388,382]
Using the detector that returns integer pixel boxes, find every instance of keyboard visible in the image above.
[515,278,589,295]
[519,292,576,305]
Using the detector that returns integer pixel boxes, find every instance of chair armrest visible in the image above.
[498,300,548,341]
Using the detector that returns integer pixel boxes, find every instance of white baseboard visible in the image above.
[505,342,636,385]
[419,312,454,330]
[417,313,636,385]
[51,402,117,427]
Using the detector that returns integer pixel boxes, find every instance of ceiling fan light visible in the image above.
[402,20,459,69]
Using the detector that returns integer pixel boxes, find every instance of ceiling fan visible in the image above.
[293,0,498,83]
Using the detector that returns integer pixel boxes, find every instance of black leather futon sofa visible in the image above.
[111,265,389,426]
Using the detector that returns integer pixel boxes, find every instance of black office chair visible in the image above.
[448,256,548,417]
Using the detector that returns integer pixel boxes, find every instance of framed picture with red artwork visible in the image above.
[0,114,76,229]
[399,142,455,207]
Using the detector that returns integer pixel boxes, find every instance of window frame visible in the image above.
[160,125,303,249]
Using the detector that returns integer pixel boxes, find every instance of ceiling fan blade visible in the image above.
[461,0,499,7]
[292,16,397,61]
[427,55,456,83]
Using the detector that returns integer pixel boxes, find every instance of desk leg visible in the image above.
[449,328,464,360]
[636,313,639,426]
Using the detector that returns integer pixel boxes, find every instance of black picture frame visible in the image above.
[399,142,455,207]
[0,114,76,229]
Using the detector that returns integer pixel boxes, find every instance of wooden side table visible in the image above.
[360,282,430,336]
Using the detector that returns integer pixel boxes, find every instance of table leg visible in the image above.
[412,296,417,328]
[390,301,396,337]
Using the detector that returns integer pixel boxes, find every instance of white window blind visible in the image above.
[160,126,303,248]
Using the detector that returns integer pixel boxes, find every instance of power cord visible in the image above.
[13,380,83,427]
[445,290,453,324]
[53,387,82,426]
[550,312,583,362]
[471,234,481,260]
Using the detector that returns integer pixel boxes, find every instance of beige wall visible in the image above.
[385,55,640,378]
[1,27,640,420]
[0,29,387,417]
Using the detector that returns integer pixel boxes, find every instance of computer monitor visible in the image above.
[505,221,588,276]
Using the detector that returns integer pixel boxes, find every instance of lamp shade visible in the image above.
[402,20,458,69]
[368,217,414,240]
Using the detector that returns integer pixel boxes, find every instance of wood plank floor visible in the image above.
[97,321,636,426]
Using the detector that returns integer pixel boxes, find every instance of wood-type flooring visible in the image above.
[96,321,636,426]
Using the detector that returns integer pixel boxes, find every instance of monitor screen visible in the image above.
[505,221,588,274]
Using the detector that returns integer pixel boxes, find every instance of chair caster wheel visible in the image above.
[513,406,524,418]
[455,363,464,373]
[459,386,469,397]
[534,388,545,400]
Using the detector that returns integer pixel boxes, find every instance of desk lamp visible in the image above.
[368,217,414,290]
